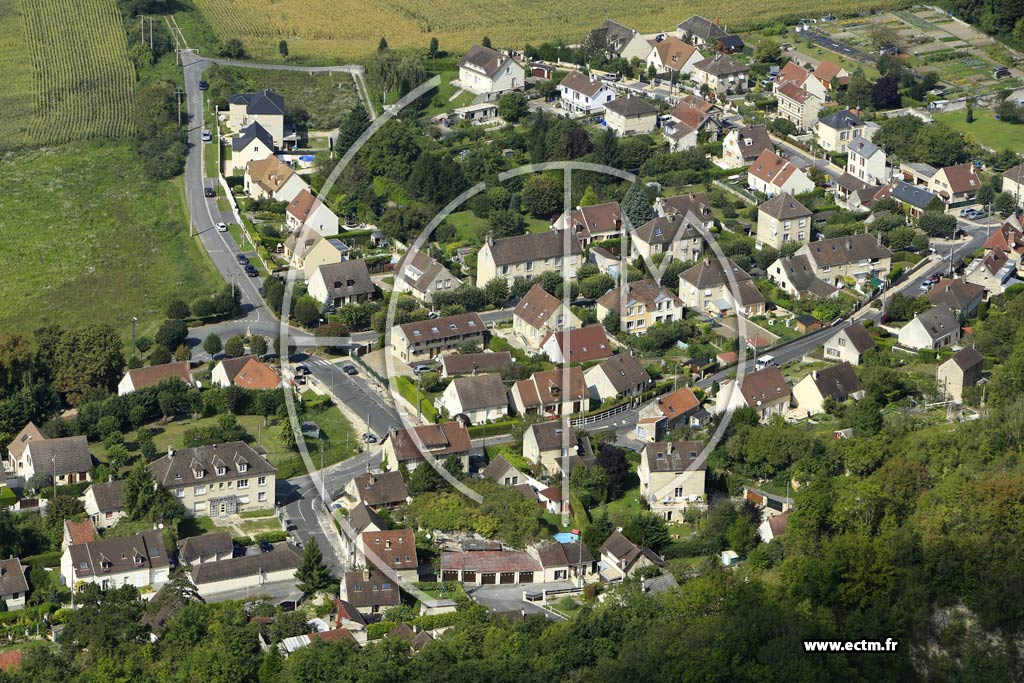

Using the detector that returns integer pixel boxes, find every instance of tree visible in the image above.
[295,539,334,597]
[378,36,388,51]
[203,333,223,357]
[219,38,246,59]
[166,299,189,320]
[844,72,874,110]
[977,184,996,207]
[851,396,883,437]
[621,182,652,228]
[489,208,527,238]
[224,335,246,358]
[521,175,563,218]
[123,460,181,522]
[52,325,126,404]
[278,40,288,59]
[579,273,615,299]
[428,36,439,58]
[579,185,599,207]
[995,191,1017,216]
[769,117,797,137]
[484,277,510,307]
[871,76,901,109]
[155,319,188,351]
[595,444,630,497]
[603,310,620,334]
[149,345,172,365]
[293,296,322,328]
[917,211,956,238]
[481,36,492,48]
[498,92,529,122]
[108,443,133,472]
[250,335,269,357]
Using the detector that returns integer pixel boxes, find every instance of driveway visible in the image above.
[467,580,575,620]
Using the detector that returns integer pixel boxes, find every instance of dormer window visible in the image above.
[194,469,204,479]
[216,466,226,476]
[238,463,248,473]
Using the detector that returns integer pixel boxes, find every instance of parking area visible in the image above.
[467,580,576,619]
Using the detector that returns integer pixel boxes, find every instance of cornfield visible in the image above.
[0,0,135,150]
[194,0,904,60]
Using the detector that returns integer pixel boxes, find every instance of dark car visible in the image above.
[294,375,306,385]
[245,264,259,277]
[295,365,311,375]
[199,80,209,91]
[204,187,215,198]
[930,273,941,284]
[236,253,249,265]
[232,544,247,558]
[259,540,274,553]
[342,364,357,375]
[362,432,377,443]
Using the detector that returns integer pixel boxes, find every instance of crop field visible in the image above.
[0,0,135,150]
[192,0,904,61]
[0,143,223,338]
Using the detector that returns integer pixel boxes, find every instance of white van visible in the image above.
[754,355,776,370]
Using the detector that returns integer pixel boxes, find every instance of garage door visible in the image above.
[463,571,476,583]
[519,572,534,584]
[442,571,459,582]
[500,572,515,584]
[481,572,496,584]
[767,498,783,512]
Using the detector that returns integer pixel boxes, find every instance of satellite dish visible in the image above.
[158,523,164,529]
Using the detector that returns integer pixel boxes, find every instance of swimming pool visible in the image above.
[553,532,580,543]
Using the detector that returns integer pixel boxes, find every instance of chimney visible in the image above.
[167,446,174,459]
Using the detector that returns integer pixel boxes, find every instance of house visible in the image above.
[285,189,339,237]
[62,518,97,551]
[792,234,892,288]
[758,511,791,543]
[149,442,276,517]
[541,325,614,364]
[244,154,308,202]
[876,181,937,219]
[965,248,1018,296]
[634,386,702,442]
[768,254,840,300]
[457,45,524,101]
[177,531,234,567]
[662,119,697,152]
[775,82,822,133]
[638,440,706,521]
[603,96,658,136]
[721,124,773,168]
[630,214,704,263]
[83,480,126,530]
[283,226,345,277]
[552,201,622,248]
[360,529,418,581]
[831,172,871,209]
[341,569,401,612]
[596,280,684,336]
[4,421,44,478]
[773,62,827,100]
[391,313,486,362]
[715,366,791,422]
[529,540,596,583]
[937,347,984,403]
[482,455,528,487]
[16,435,92,485]
[452,102,499,124]
[211,356,281,390]
[394,250,462,304]
[338,503,387,565]
[523,421,594,474]
[792,362,865,415]
[439,351,514,378]
[440,551,540,585]
[823,322,876,365]
[898,305,961,350]
[646,36,702,76]
[0,558,28,611]
[816,109,868,153]
[900,161,939,186]
[538,486,567,514]
[438,374,508,424]
[598,531,664,582]
[513,285,581,349]
[511,367,587,418]
[594,19,653,61]
[228,89,285,146]
[846,136,887,186]
[812,60,850,91]
[747,149,814,197]
[60,529,169,592]
[679,258,765,317]
[307,260,376,308]
[382,422,471,473]
[756,193,812,250]
[676,15,728,48]
[558,71,616,115]
[476,231,583,288]
[584,354,651,402]
[655,192,715,227]
[1001,163,1024,209]
[928,279,984,318]
[692,54,749,95]
[231,122,276,173]
[929,163,982,205]
[794,314,823,334]
[190,544,302,598]
[344,471,410,511]
[117,361,196,396]
[983,222,1024,258]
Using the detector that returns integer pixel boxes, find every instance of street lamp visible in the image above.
[131,316,138,359]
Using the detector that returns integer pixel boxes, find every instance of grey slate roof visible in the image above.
[88,480,125,513]
[913,305,960,341]
[802,234,891,268]
[948,347,983,371]
[560,72,609,98]
[680,258,752,288]
[314,260,375,299]
[350,471,409,507]
[838,322,877,353]
[888,181,937,210]
[535,540,594,567]
[348,502,387,533]
[808,362,864,401]
[177,531,233,565]
[643,440,705,472]
[229,89,285,116]
[633,213,701,245]
[232,122,275,152]
[191,544,301,584]
[818,109,864,130]
[440,351,513,376]
[759,193,811,221]
[452,374,508,411]
[604,96,657,117]
[398,312,484,344]
[0,558,28,598]
[593,354,651,394]
[847,135,882,159]
[730,124,773,162]
[149,442,275,489]
[527,420,578,452]
[68,529,168,578]
[694,53,749,76]
[25,436,92,477]
[678,15,728,41]
[485,230,582,266]
[775,255,839,298]
[458,45,508,78]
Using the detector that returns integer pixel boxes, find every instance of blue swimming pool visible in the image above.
[553,532,580,543]
[298,155,315,163]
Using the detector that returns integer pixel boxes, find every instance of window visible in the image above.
[838,337,847,346]
[176,488,185,498]
[525,260,534,271]
[258,492,267,502]
[216,466,226,476]
[238,463,248,473]
[194,485,206,495]
[674,487,684,498]
[258,476,267,486]
[194,469,203,479]
[238,479,249,489]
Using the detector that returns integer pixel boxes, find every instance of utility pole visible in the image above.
[173,88,185,126]
[131,316,138,359]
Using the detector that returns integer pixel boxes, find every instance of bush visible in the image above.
[255,531,289,543]
[233,535,254,546]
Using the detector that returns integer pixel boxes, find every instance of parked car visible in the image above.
[362,432,377,443]
[930,273,941,284]
[412,364,433,374]
[959,207,975,217]
[201,130,212,142]
[244,264,259,277]
[295,365,311,375]
[204,187,215,198]
[258,540,274,553]
[216,222,228,232]
[919,281,932,292]
[294,375,306,385]
[342,364,357,375]
[198,80,209,91]
[236,253,249,265]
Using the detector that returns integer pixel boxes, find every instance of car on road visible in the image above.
[930,273,941,284]
[201,130,212,142]
[919,280,933,292]
[959,207,975,217]
[295,365,311,376]
[258,540,274,553]
[294,375,306,385]
[198,80,209,91]
[204,187,215,198]
[342,364,358,375]
[216,222,227,232]
[412,364,433,374]
[244,264,259,277]
[236,253,249,265]
[362,432,377,443]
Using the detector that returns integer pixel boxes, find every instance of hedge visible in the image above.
[394,376,437,422]
[233,535,254,546]
[255,531,289,543]
[466,420,518,438]
[367,621,398,640]
[23,551,61,568]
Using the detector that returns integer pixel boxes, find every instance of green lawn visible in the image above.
[447,210,551,246]
[415,70,475,119]
[204,137,220,179]
[238,518,282,534]
[933,109,1024,151]
[0,142,223,339]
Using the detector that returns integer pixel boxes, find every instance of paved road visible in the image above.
[301,355,400,438]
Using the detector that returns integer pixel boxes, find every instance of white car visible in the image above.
[201,130,212,142]
[216,222,227,232]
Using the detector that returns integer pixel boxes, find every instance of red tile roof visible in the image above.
[64,519,97,545]
[540,325,613,363]
[233,357,281,390]
[440,550,541,573]
[362,529,418,571]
